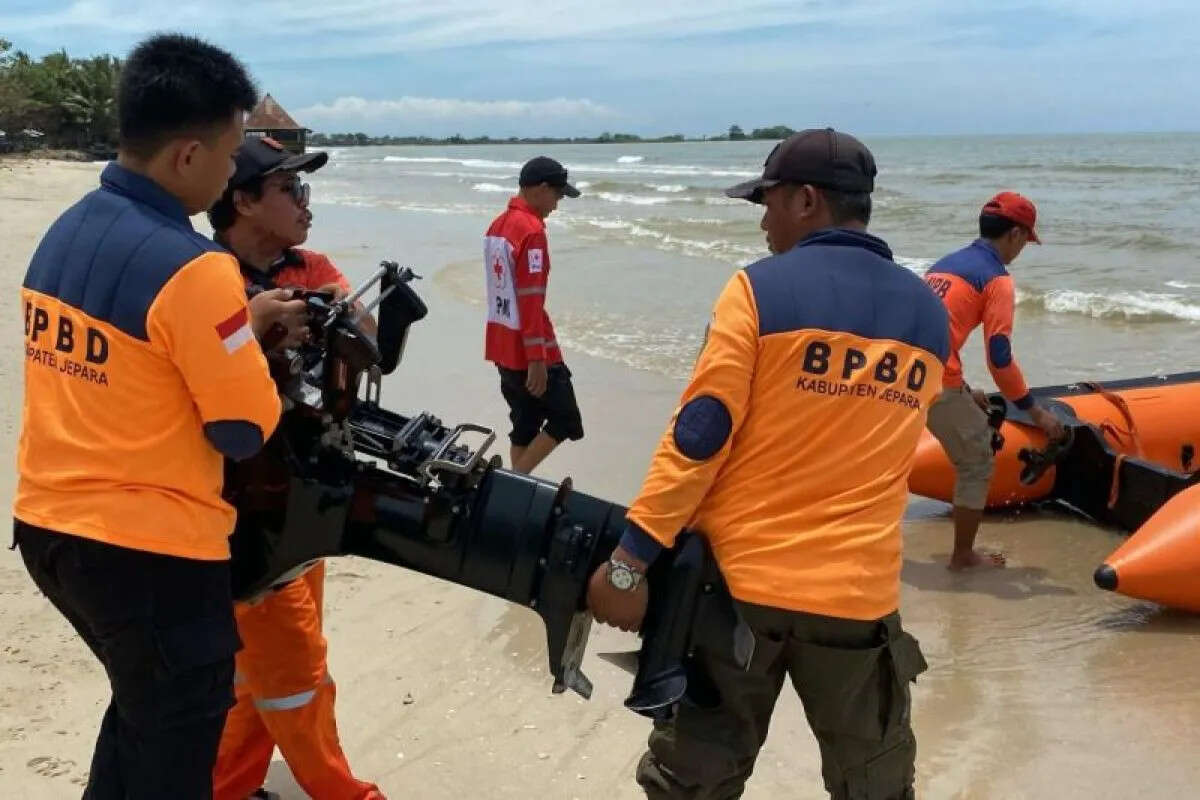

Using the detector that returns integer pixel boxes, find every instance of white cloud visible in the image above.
[3,0,1198,135]
[3,1,1197,62]
[299,95,612,119]
[3,1,827,43]
[296,95,614,127]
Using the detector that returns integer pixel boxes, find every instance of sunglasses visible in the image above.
[275,176,310,206]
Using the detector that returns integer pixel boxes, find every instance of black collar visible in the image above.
[216,237,302,289]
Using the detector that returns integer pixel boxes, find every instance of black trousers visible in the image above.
[636,602,926,800]
[13,519,240,799]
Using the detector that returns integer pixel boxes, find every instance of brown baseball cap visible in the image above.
[725,127,877,203]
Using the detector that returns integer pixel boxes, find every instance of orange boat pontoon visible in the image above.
[908,370,1200,612]
[909,371,1200,512]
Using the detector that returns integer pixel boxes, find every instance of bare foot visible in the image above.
[948,550,1007,571]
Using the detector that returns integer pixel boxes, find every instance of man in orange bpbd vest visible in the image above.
[206,138,384,800]
[588,129,949,799]
[922,192,1064,570]
[11,34,284,799]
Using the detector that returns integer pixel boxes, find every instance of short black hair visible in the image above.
[820,187,872,226]
[118,33,258,159]
[207,176,265,232]
[979,213,1018,239]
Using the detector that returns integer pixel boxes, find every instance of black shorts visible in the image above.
[498,363,584,447]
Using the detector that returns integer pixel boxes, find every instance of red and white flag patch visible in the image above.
[215,306,254,354]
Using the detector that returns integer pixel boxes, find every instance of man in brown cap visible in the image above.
[588,128,947,799]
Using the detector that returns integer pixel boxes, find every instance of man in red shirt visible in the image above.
[484,156,584,473]
[206,137,384,800]
[923,191,1064,569]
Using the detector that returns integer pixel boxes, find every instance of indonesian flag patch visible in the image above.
[215,306,254,354]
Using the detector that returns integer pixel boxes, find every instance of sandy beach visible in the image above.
[2,158,1199,800]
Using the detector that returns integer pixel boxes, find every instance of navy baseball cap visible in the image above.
[725,128,877,203]
[228,136,328,191]
[519,156,580,198]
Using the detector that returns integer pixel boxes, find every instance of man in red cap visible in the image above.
[922,191,1064,570]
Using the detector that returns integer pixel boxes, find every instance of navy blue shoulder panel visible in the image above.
[924,241,1006,292]
[24,187,223,341]
[746,232,950,363]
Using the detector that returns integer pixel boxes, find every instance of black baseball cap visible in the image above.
[228,136,328,191]
[725,127,877,203]
[519,156,580,198]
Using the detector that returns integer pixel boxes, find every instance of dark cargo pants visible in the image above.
[636,601,927,800]
[13,520,240,800]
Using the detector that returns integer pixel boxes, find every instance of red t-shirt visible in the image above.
[240,248,352,294]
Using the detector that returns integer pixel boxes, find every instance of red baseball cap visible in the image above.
[982,191,1040,244]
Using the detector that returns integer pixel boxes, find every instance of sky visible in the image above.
[3,0,1199,138]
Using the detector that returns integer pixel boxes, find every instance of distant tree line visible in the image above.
[0,39,121,155]
[309,125,797,148]
[309,131,691,147]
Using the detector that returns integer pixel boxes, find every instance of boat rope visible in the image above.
[1108,453,1127,510]
[1082,382,1144,458]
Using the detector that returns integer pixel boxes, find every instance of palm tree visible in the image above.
[10,49,73,144]
[0,42,122,151]
[61,55,121,148]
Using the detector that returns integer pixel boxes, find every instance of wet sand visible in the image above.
[1,159,1198,799]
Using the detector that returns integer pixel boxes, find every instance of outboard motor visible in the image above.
[227,262,751,715]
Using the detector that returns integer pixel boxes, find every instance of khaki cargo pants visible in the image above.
[635,602,928,800]
[925,386,995,510]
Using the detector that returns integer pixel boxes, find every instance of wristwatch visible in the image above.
[606,559,644,592]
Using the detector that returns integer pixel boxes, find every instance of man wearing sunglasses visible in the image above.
[209,137,374,336]
[206,137,385,800]
[484,156,584,474]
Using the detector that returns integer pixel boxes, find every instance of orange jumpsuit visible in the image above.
[212,248,384,800]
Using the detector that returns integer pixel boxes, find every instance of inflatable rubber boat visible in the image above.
[908,371,1200,611]
[1094,484,1200,613]
[909,371,1200,512]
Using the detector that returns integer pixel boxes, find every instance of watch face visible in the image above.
[610,565,634,591]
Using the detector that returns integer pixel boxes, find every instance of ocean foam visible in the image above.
[575,217,762,262]
[595,192,672,206]
[382,155,523,169]
[376,154,755,179]
[1022,289,1200,323]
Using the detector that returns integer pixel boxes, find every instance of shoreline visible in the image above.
[10,128,1200,168]
[0,151,109,165]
